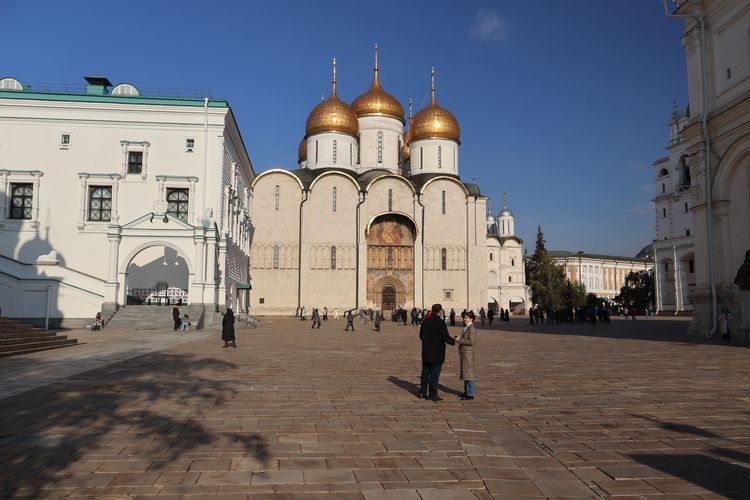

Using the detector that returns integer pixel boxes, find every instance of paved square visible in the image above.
[1,317,749,499]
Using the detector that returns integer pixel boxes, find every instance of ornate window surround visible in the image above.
[76,172,122,231]
[120,140,151,181]
[156,175,198,225]
[0,169,44,231]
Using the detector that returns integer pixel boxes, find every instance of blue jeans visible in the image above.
[420,362,443,398]
[464,380,476,397]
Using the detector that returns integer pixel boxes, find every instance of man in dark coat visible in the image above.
[419,303,456,401]
[222,308,236,348]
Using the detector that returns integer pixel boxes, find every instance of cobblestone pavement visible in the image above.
[1,316,749,499]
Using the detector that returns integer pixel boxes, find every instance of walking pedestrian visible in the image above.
[455,310,477,400]
[487,308,494,325]
[449,308,456,326]
[374,311,381,332]
[345,310,355,331]
[719,306,733,342]
[222,308,236,348]
[312,308,321,329]
[418,304,456,401]
[479,307,486,326]
[323,306,328,321]
[172,306,181,330]
[334,307,339,319]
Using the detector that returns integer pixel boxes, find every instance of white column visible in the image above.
[204,232,218,308]
[188,178,197,225]
[217,235,228,311]
[191,228,206,304]
[104,226,121,305]
[110,175,121,222]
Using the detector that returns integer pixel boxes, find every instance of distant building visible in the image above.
[486,194,531,314]
[667,0,750,337]
[652,100,694,314]
[550,251,653,301]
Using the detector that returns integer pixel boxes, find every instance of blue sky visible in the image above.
[0,0,687,256]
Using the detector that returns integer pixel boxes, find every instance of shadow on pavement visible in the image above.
[627,415,750,497]
[0,352,270,498]
[387,375,462,397]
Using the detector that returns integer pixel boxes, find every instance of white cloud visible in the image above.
[469,8,508,43]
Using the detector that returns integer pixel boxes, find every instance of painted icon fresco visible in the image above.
[367,215,415,246]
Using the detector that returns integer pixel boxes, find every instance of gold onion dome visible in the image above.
[305,58,359,139]
[403,98,413,160]
[298,137,307,163]
[409,68,460,144]
[351,45,404,122]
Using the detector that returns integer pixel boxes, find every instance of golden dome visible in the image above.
[409,68,460,144]
[305,58,359,139]
[298,137,307,163]
[352,67,404,122]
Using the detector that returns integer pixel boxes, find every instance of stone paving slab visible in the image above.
[1,316,749,498]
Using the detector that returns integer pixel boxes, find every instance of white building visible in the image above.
[249,54,528,315]
[653,101,695,314]
[0,76,254,327]
[666,0,750,337]
[551,251,653,300]
[486,194,530,313]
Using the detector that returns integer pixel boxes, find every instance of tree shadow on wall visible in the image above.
[0,352,270,498]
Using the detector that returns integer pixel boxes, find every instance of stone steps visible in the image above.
[0,317,78,357]
[104,305,181,331]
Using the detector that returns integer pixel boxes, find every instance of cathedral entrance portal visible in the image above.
[366,213,416,310]
[381,286,397,311]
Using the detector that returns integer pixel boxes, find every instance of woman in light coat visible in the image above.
[455,310,477,400]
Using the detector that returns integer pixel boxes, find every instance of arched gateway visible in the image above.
[366,213,416,310]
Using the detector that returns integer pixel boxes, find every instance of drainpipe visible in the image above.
[201,98,209,224]
[297,189,309,310]
[663,0,717,337]
[45,284,52,330]
[416,192,426,308]
[355,190,366,310]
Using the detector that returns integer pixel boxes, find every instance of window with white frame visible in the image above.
[9,183,33,219]
[333,139,337,163]
[275,185,280,210]
[331,245,337,269]
[332,186,337,212]
[441,190,446,214]
[388,189,392,211]
[166,188,189,222]
[438,145,442,168]
[185,138,195,152]
[60,133,71,147]
[377,132,383,163]
[120,140,150,178]
[87,186,112,221]
[273,245,279,269]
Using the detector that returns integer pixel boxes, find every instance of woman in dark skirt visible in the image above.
[222,308,236,348]
[172,307,181,330]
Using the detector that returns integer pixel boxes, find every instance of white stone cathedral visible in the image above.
[249,52,529,315]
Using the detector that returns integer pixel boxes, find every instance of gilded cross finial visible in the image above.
[332,57,337,95]
[503,192,507,209]
[431,67,436,101]
[408,97,413,119]
[374,43,379,71]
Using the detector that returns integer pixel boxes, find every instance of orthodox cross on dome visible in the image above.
[374,43,379,71]
[408,97,413,119]
[431,67,436,101]
[332,57,337,95]
[503,192,507,209]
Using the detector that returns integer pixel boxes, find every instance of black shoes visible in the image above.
[428,395,443,401]
[460,395,474,400]
[418,393,426,399]
[458,392,467,398]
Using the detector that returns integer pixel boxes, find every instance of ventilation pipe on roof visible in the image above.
[663,0,717,338]
[84,76,112,95]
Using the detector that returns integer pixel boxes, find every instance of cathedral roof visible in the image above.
[280,168,481,196]
[408,68,460,144]
[351,61,404,123]
[305,59,359,139]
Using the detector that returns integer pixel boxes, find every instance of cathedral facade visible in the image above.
[249,56,526,315]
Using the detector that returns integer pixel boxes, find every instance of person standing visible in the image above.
[487,308,494,326]
[449,308,456,326]
[419,304,456,401]
[479,307,486,327]
[334,307,339,320]
[300,306,306,321]
[719,306,733,342]
[374,311,381,332]
[323,306,328,321]
[345,310,355,331]
[312,308,321,329]
[454,310,477,400]
[222,308,236,348]
[172,306,181,330]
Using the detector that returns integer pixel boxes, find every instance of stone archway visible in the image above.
[122,243,192,306]
[509,296,525,315]
[366,213,416,309]
[372,275,407,311]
